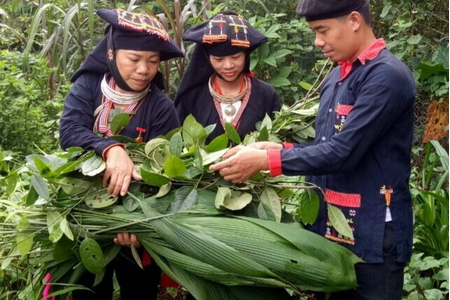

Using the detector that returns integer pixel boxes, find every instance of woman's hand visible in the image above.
[114,232,141,248]
[103,146,143,197]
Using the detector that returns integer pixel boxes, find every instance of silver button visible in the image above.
[321,136,326,141]
[328,108,333,113]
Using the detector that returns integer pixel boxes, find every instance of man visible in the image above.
[210,0,416,299]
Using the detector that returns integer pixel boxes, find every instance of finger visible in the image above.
[132,169,143,181]
[130,234,141,247]
[115,233,124,245]
[210,158,231,171]
[121,232,132,245]
[102,171,111,188]
[110,174,123,197]
[120,174,131,197]
[107,171,119,195]
[222,146,242,159]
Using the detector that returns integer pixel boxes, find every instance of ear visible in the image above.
[348,11,362,32]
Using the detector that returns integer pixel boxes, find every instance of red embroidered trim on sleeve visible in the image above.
[268,149,282,177]
[282,142,294,149]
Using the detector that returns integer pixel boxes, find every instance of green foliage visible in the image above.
[0,119,361,299]
[410,141,449,258]
[372,0,449,103]
[415,45,449,99]
[249,14,323,105]
[0,50,69,155]
[403,253,449,300]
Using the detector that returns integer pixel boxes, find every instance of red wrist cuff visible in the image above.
[268,149,282,177]
[282,142,294,149]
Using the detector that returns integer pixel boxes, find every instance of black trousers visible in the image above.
[315,222,406,300]
[72,247,161,300]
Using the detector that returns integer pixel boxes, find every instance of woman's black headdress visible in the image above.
[71,8,184,91]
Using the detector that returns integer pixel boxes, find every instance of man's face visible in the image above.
[308,16,359,63]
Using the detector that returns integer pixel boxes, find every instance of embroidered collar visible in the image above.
[338,38,387,81]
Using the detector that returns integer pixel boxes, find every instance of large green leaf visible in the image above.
[25,185,39,206]
[155,183,172,198]
[56,177,92,195]
[257,202,276,221]
[33,155,51,175]
[299,189,320,225]
[271,49,293,60]
[53,235,76,262]
[205,134,229,152]
[47,211,64,243]
[224,123,241,144]
[169,186,199,213]
[31,174,49,200]
[16,233,33,256]
[81,155,105,176]
[260,187,281,222]
[52,160,82,177]
[258,126,269,141]
[268,76,290,87]
[144,137,170,156]
[60,218,74,241]
[327,204,354,239]
[4,172,18,196]
[110,112,130,135]
[79,238,105,274]
[182,114,207,147]
[417,61,449,80]
[169,132,183,157]
[164,154,186,178]
[140,168,171,186]
[84,190,118,209]
[215,187,253,211]
[193,146,204,171]
[123,190,144,212]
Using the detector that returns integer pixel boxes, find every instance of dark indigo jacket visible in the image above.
[60,73,180,156]
[280,49,416,263]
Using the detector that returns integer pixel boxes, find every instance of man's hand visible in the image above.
[209,145,269,183]
[248,141,283,150]
[114,232,141,248]
[103,146,142,197]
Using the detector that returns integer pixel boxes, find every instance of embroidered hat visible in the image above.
[174,11,265,107]
[97,8,183,61]
[71,8,183,91]
[183,11,267,56]
[296,0,367,21]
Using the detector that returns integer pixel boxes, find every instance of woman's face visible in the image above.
[209,51,246,83]
[115,49,161,92]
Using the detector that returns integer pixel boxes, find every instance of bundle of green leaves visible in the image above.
[0,115,359,300]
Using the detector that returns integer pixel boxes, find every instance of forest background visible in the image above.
[0,0,448,299]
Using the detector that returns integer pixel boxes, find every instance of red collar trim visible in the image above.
[338,38,387,80]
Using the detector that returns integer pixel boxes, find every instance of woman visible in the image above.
[174,11,281,143]
[59,8,184,300]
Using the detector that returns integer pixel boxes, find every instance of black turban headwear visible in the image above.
[296,0,367,22]
[71,8,184,91]
[174,11,266,106]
